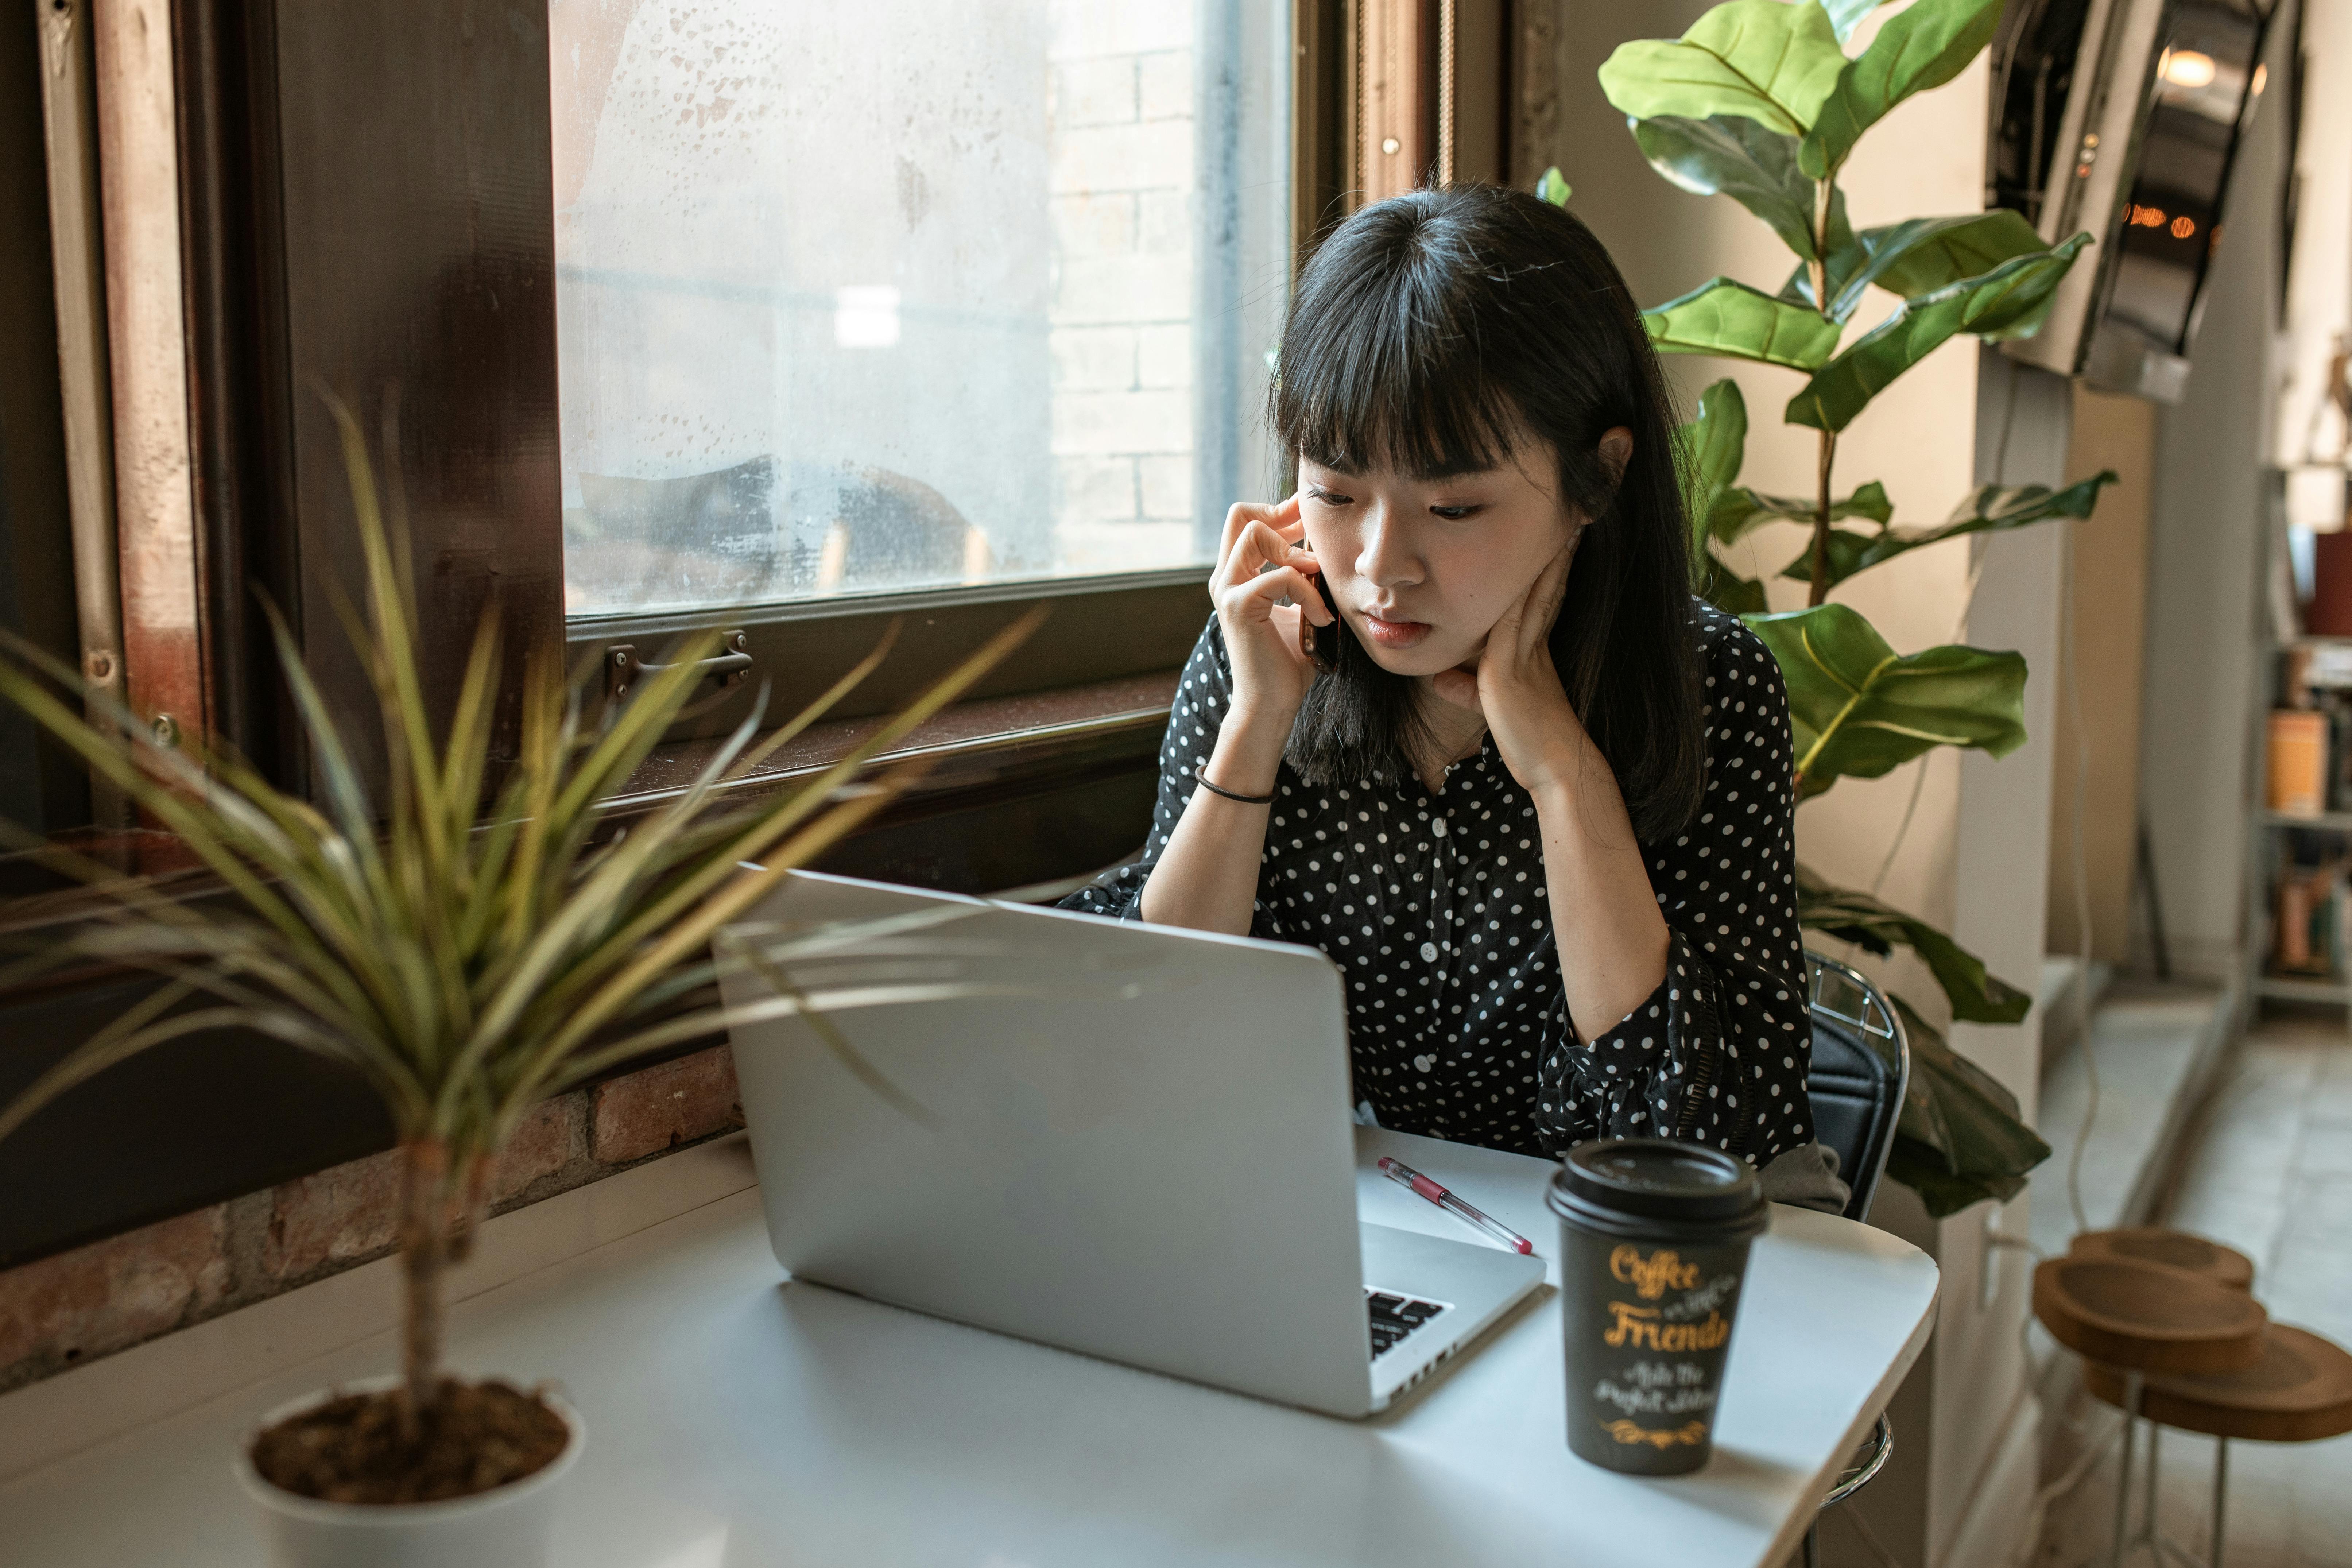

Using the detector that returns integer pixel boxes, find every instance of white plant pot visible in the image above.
[232,1375,584,1568]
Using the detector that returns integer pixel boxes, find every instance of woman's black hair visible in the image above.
[1271,183,1706,841]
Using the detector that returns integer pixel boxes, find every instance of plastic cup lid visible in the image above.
[1551,1137,1765,1226]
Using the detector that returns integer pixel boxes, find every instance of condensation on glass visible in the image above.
[549,1,1291,617]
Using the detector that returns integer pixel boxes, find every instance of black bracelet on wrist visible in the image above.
[1192,763,1275,805]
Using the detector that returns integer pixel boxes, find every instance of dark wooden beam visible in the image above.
[266,0,566,787]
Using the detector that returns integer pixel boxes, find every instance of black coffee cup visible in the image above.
[1546,1138,1768,1475]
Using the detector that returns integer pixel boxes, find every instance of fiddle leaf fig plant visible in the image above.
[1558,0,2131,1216]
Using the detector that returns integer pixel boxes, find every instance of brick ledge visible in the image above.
[0,1044,745,1396]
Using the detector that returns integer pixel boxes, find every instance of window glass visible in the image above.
[549,1,1292,617]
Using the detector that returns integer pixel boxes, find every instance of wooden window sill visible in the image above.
[599,670,1179,820]
[0,669,1179,932]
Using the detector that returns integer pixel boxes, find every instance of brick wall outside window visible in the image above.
[1049,4,1202,574]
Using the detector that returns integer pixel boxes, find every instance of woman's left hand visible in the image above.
[1435,523,1666,1034]
[1429,529,1592,798]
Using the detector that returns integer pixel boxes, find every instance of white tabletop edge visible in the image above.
[0,1127,1940,1568]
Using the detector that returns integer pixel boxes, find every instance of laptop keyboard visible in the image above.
[1366,1289,1450,1360]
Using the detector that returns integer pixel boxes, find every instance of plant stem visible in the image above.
[1809,429,1837,607]
[1806,174,1837,608]
[448,1152,491,1266]
[396,1136,451,1441]
[1808,179,1832,311]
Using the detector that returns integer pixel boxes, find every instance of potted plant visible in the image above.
[0,404,1038,1565]
[1578,0,2117,1215]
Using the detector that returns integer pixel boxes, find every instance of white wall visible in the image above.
[2135,30,2289,985]
[1931,353,2069,1568]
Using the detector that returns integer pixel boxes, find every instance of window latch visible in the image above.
[606,631,753,700]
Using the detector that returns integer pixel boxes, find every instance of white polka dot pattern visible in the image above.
[1061,603,1813,1166]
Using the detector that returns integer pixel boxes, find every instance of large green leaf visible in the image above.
[1645,277,1844,371]
[1743,602,2026,795]
[1785,235,2090,431]
[1681,378,1750,495]
[1631,115,1853,262]
[1888,1153,2024,1216]
[1599,0,1849,138]
[1800,0,2004,179]
[1845,210,2053,301]
[1797,865,2030,1023]
[1781,210,2051,321]
[1677,377,1749,561]
[1676,379,1769,615]
[1883,996,2052,1217]
[1713,479,1892,546]
[1776,470,2118,588]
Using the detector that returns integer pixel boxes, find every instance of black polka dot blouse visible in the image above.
[1061,599,1813,1167]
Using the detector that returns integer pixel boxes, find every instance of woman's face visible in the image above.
[1298,428,1626,679]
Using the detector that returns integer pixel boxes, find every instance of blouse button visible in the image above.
[1431,818,1448,837]
[1419,942,1439,962]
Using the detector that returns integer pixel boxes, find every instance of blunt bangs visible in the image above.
[1274,241,1530,481]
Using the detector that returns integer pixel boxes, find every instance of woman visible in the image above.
[1064,185,1824,1181]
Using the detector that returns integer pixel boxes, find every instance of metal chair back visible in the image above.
[1802,952,1910,1224]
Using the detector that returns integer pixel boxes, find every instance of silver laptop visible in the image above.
[718,870,1545,1418]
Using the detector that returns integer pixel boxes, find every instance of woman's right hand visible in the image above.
[1212,496,1331,724]
[1142,499,1326,932]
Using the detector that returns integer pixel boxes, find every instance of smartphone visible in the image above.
[1309,568,1341,672]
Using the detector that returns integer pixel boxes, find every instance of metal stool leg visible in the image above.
[1809,1414,1891,1568]
[2110,1371,2143,1568]
[2144,1423,2162,1548]
[2209,1437,2227,1568]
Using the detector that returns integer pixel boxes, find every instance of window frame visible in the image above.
[69,0,1526,805]
[544,0,1510,760]
[177,0,1511,794]
[0,0,1520,1274]
[563,566,1208,746]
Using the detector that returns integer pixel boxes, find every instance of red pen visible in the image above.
[1376,1156,1535,1255]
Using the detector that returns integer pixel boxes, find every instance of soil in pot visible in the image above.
[249,1378,570,1505]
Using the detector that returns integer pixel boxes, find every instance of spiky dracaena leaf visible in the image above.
[0,400,1061,1181]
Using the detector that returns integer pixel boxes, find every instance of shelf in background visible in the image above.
[2254,973,2352,1004]
[2262,811,2352,831]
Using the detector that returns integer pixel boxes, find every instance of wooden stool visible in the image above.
[2085,1325,2352,1567]
[2069,1228,2256,1294]
[2032,1257,2268,1568]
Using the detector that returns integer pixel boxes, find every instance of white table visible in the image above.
[0,1128,1936,1568]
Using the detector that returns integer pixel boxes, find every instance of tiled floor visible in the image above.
[2034,1015,2352,1568]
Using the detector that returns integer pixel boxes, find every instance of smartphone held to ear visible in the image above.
[1309,570,1341,671]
